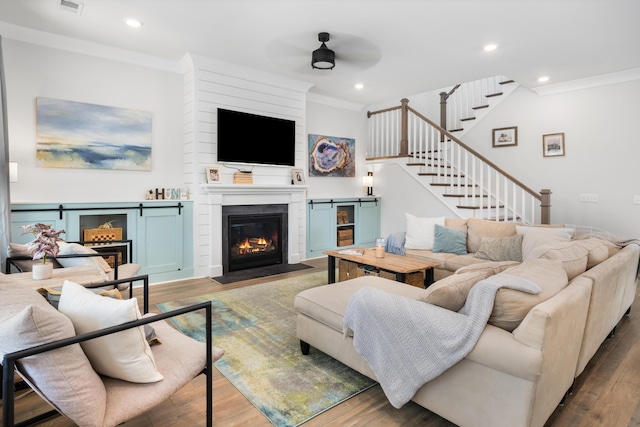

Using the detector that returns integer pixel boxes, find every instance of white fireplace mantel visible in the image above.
[199,184,308,277]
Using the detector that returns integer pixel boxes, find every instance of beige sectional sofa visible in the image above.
[295,218,640,427]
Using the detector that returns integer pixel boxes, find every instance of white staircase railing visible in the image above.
[367,99,551,224]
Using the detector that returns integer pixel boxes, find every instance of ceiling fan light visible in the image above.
[312,43,335,70]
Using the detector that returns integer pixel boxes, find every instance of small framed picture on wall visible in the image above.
[542,133,565,157]
[492,126,518,147]
[291,168,306,185]
[206,166,221,183]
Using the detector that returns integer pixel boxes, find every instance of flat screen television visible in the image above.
[217,108,296,167]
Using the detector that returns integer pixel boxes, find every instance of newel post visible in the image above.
[540,189,552,224]
[400,98,409,156]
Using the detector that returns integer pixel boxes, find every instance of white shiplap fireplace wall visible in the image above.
[180,53,313,277]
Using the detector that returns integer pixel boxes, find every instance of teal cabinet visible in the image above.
[10,201,194,283]
[306,197,381,259]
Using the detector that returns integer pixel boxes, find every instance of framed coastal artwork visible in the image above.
[36,97,152,171]
[542,133,565,157]
[308,134,355,177]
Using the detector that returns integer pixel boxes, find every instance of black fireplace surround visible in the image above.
[222,204,288,273]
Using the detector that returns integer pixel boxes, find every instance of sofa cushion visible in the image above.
[57,241,113,273]
[456,260,520,276]
[444,218,468,232]
[294,276,424,333]
[405,249,456,266]
[520,232,571,260]
[418,270,491,311]
[475,234,523,262]
[58,280,163,383]
[444,254,492,272]
[573,237,610,269]
[466,218,519,253]
[525,241,589,280]
[488,259,569,331]
[0,282,107,427]
[404,213,445,250]
[433,224,467,255]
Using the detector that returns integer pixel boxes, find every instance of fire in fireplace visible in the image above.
[222,205,288,273]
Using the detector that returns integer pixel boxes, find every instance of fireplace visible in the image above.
[222,204,288,273]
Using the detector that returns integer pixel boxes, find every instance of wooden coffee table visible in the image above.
[7,265,109,289]
[324,248,439,288]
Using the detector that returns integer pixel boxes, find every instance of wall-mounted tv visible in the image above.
[217,108,296,167]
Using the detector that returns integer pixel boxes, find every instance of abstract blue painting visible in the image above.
[308,134,355,177]
[36,97,152,171]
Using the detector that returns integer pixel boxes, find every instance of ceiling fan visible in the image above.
[266,32,382,75]
[311,32,335,70]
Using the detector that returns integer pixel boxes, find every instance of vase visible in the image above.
[32,262,54,280]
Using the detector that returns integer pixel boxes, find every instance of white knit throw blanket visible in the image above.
[343,274,540,408]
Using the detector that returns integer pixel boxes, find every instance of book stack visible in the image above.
[233,172,253,184]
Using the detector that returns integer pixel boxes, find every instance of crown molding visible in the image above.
[0,21,181,73]
[531,68,640,96]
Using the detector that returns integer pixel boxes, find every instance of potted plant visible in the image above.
[21,223,66,280]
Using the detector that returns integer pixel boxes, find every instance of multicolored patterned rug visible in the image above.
[156,271,376,427]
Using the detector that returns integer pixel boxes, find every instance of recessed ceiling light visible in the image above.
[125,18,143,28]
[354,83,364,90]
[483,44,497,52]
[538,76,550,83]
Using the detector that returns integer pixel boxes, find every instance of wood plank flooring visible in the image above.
[3,259,640,426]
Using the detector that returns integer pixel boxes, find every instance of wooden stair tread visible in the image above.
[499,80,515,85]
[430,183,477,187]
[406,163,425,166]
[485,92,504,98]
[472,105,489,110]
[418,173,464,177]
[457,204,504,209]
[443,194,488,198]
[460,117,476,122]
[449,128,463,132]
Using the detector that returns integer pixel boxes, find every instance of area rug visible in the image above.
[156,271,376,427]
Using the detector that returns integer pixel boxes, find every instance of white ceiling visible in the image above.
[1,0,639,106]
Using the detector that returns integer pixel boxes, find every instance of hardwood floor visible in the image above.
[4,260,640,426]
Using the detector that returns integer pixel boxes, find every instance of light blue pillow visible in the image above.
[433,224,467,255]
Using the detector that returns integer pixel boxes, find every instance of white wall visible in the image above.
[462,80,640,237]
[305,101,369,199]
[5,39,183,203]
[371,79,640,239]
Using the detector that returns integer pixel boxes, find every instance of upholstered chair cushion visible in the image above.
[0,282,106,426]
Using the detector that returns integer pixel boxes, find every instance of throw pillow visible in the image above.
[433,224,467,255]
[57,241,113,273]
[489,259,568,331]
[418,270,491,311]
[516,225,575,239]
[475,234,523,262]
[404,213,445,250]
[58,280,163,383]
[0,283,106,426]
[466,218,519,253]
